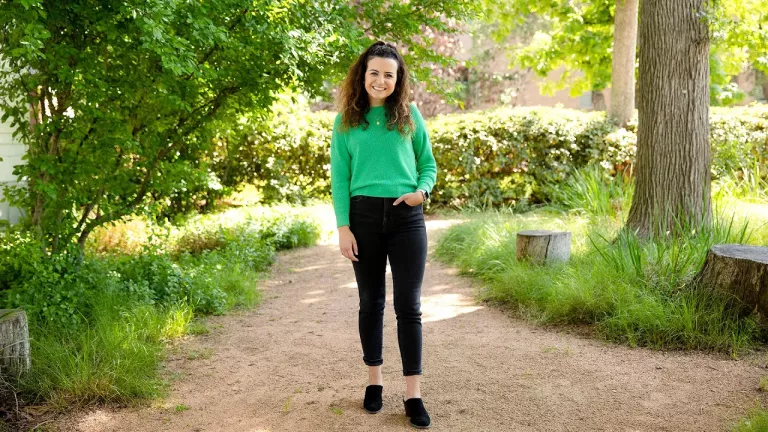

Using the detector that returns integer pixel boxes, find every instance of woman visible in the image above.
[330,41,437,429]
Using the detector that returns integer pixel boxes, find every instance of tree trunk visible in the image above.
[609,0,638,126]
[591,90,607,111]
[625,0,711,239]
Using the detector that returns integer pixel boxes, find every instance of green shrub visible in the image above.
[181,251,262,312]
[428,108,623,208]
[711,106,768,180]
[110,253,200,306]
[0,232,113,328]
[174,224,229,255]
[0,209,322,409]
[254,213,322,251]
[212,108,335,204]
[237,105,767,209]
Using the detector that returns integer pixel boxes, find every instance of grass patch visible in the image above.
[16,296,191,408]
[434,167,768,354]
[733,405,768,432]
[187,321,210,336]
[435,210,762,353]
[552,165,634,219]
[186,348,215,361]
[1,206,322,415]
[435,167,768,429]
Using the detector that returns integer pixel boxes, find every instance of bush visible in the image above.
[235,105,767,208]
[428,108,622,208]
[254,213,323,251]
[211,107,335,204]
[0,232,110,328]
[86,218,166,256]
[710,106,768,180]
[0,209,322,409]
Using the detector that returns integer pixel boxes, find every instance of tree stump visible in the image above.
[695,245,768,317]
[0,309,31,376]
[516,230,571,264]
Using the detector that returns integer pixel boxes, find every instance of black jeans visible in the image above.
[349,195,427,376]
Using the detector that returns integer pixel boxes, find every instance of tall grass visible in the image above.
[18,296,191,407]
[553,166,634,219]
[2,208,322,412]
[589,212,753,291]
[713,161,768,204]
[434,167,766,353]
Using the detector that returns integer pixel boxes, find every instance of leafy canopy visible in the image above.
[481,0,768,103]
[0,0,479,253]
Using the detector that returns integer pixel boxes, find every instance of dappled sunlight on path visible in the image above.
[421,292,483,324]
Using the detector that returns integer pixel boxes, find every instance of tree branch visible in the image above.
[181,8,250,81]
[15,72,40,128]
[77,86,241,247]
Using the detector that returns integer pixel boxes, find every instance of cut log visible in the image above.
[695,245,768,317]
[516,230,571,264]
[0,309,31,376]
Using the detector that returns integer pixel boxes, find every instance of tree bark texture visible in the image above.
[626,0,711,238]
[609,0,638,126]
[694,245,768,317]
[0,309,31,376]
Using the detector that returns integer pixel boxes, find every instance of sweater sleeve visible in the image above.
[330,113,352,227]
[410,103,437,193]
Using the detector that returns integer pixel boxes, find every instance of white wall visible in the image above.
[0,110,24,224]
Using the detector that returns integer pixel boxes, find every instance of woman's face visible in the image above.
[365,56,399,106]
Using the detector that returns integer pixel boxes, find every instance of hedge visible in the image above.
[225,105,768,208]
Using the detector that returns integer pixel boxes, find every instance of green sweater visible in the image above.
[330,103,437,227]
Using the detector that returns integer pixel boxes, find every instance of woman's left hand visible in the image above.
[393,191,424,207]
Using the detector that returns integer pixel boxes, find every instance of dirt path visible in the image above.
[58,214,768,432]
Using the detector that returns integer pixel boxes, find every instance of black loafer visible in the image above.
[363,385,383,413]
[403,398,431,429]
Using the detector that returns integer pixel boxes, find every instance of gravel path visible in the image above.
[57,214,768,432]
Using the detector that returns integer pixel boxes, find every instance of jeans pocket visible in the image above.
[398,202,422,215]
[351,195,366,203]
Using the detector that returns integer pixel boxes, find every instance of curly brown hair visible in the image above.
[337,41,414,135]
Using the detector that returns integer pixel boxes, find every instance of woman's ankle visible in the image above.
[368,366,383,386]
[404,374,421,400]
[404,391,421,400]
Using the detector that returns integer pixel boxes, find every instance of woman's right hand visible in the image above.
[338,226,359,262]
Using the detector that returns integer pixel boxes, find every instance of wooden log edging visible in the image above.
[0,309,31,376]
